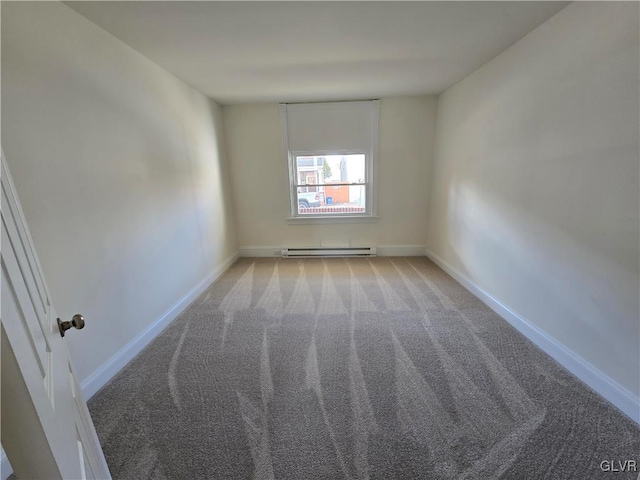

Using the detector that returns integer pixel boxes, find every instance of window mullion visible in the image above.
[294,183,366,188]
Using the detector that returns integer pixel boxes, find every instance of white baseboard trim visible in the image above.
[425,248,640,425]
[376,245,428,256]
[238,245,428,257]
[81,251,239,399]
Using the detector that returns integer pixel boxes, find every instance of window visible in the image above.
[294,154,366,214]
[280,101,379,220]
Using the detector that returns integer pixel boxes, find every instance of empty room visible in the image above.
[1,1,638,479]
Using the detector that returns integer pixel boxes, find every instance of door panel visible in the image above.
[1,154,111,479]
[2,216,51,390]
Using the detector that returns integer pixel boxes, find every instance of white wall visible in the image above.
[224,96,437,252]
[2,2,237,385]
[427,2,639,397]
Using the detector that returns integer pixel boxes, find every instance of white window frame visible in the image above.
[280,101,379,223]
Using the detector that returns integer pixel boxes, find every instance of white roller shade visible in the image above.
[281,101,379,153]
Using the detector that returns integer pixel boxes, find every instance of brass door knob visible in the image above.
[57,314,85,337]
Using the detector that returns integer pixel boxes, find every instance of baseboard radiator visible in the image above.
[282,247,376,258]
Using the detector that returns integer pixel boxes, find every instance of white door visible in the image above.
[1,153,111,479]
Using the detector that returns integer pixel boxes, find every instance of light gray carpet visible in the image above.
[88,257,639,479]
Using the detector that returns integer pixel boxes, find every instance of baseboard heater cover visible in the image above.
[282,247,376,257]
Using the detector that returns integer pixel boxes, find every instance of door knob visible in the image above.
[57,314,85,337]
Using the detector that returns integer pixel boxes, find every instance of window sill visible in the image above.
[287,215,379,225]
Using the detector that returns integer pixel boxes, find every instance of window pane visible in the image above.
[297,187,366,215]
[295,154,366,215]
[295,154,365,186]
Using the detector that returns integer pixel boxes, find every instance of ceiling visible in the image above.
[67,1,569,104]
